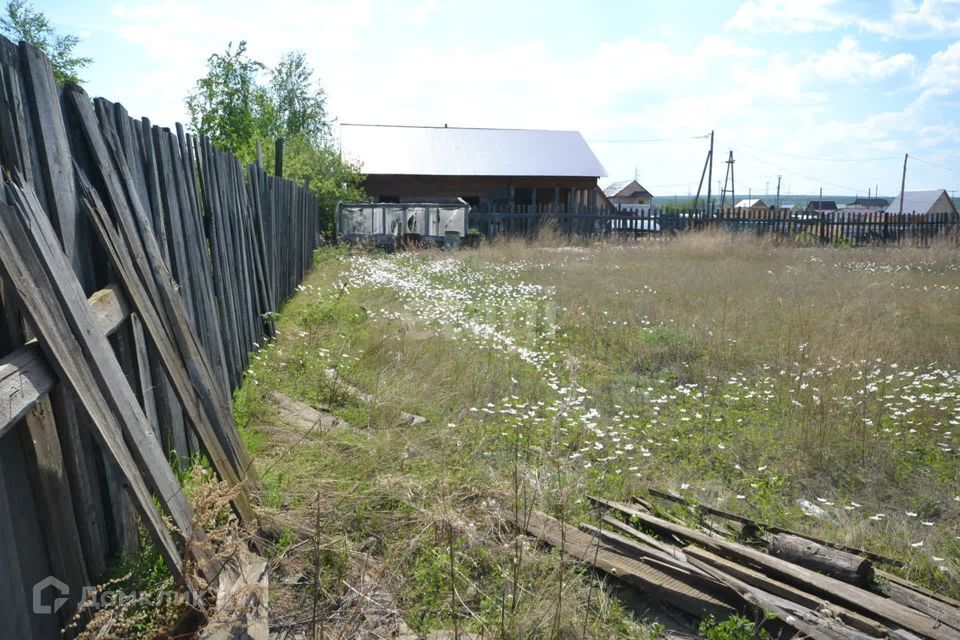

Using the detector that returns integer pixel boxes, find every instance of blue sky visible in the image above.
[39,0,960,197]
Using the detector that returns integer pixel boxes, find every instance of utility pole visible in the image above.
[707,130,714,213]
[693,130,714,212]
[775,175,781,210]
[720,150,736,210]
[898,153,908,215]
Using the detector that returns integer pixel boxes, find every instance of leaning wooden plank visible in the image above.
[685,546,890,638]
[0,182,189,584]
[130,312,161,442]
[63,86,259,493]
[0,61,33,181]
[18,40,93,289]
[0,454,33,639]
[19,396,90,607]
[0,284,130,439]
[592,498,954,640]
[770,533,875,587]
[648,488,902,567]
[74,169,258,523]
[506,509,736,620]
[50,386,110,579]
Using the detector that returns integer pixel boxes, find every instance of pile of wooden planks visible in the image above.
[508,492,960,639]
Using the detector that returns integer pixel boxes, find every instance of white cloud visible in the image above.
[860,0,960,39]
[811,36,916,82]
[81,2,955,194]
[920,40,960,89]
[104,0,373,126]
[726,0,849,33]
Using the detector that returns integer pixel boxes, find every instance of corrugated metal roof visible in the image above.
[340,124,607,177]
[885,189,955,214]
[735,198,766,208]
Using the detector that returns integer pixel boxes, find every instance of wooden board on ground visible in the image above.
[506,509,736,620]
[323,368,427,426]
[267,391,350,433]
[592,497,955,640]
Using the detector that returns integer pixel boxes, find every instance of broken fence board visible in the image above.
[0,284,130,439]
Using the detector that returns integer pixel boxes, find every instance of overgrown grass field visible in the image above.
[236,232,960,638]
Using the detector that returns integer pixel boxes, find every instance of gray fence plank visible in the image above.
[0,183,189,583]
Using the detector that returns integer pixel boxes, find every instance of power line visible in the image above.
[910,154,960,176]
[736,142,899,163]
[735,141,899,163]
[588,133,711,144]
[735,149,866,193]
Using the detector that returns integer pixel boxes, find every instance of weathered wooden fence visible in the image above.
[470,204,959,247]
[0,35,318,637]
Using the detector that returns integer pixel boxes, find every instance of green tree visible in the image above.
[185,41,272,163]
[0,0,92,84]
[186,42,363,234]
[269,51,331,143]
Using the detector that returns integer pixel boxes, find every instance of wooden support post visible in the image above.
[274,138,284,178]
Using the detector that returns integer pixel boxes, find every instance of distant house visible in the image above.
[603,180,653,207]
[846,197,890,209]
[735,198,767,209]
[339,123,607,209]
[885,189,958,217]
[807,200,838,213]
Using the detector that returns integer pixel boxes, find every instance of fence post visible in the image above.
[274,137,284,178]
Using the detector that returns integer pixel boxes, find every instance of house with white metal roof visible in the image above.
[339,124,607,209]
[885,189,958,217]
[734,198,768,210]
[603,179,652,206]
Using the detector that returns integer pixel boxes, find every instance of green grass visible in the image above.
[237,233,960,636]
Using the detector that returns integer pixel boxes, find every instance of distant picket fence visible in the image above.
[470,204,959,246]
[0,35,317,636]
